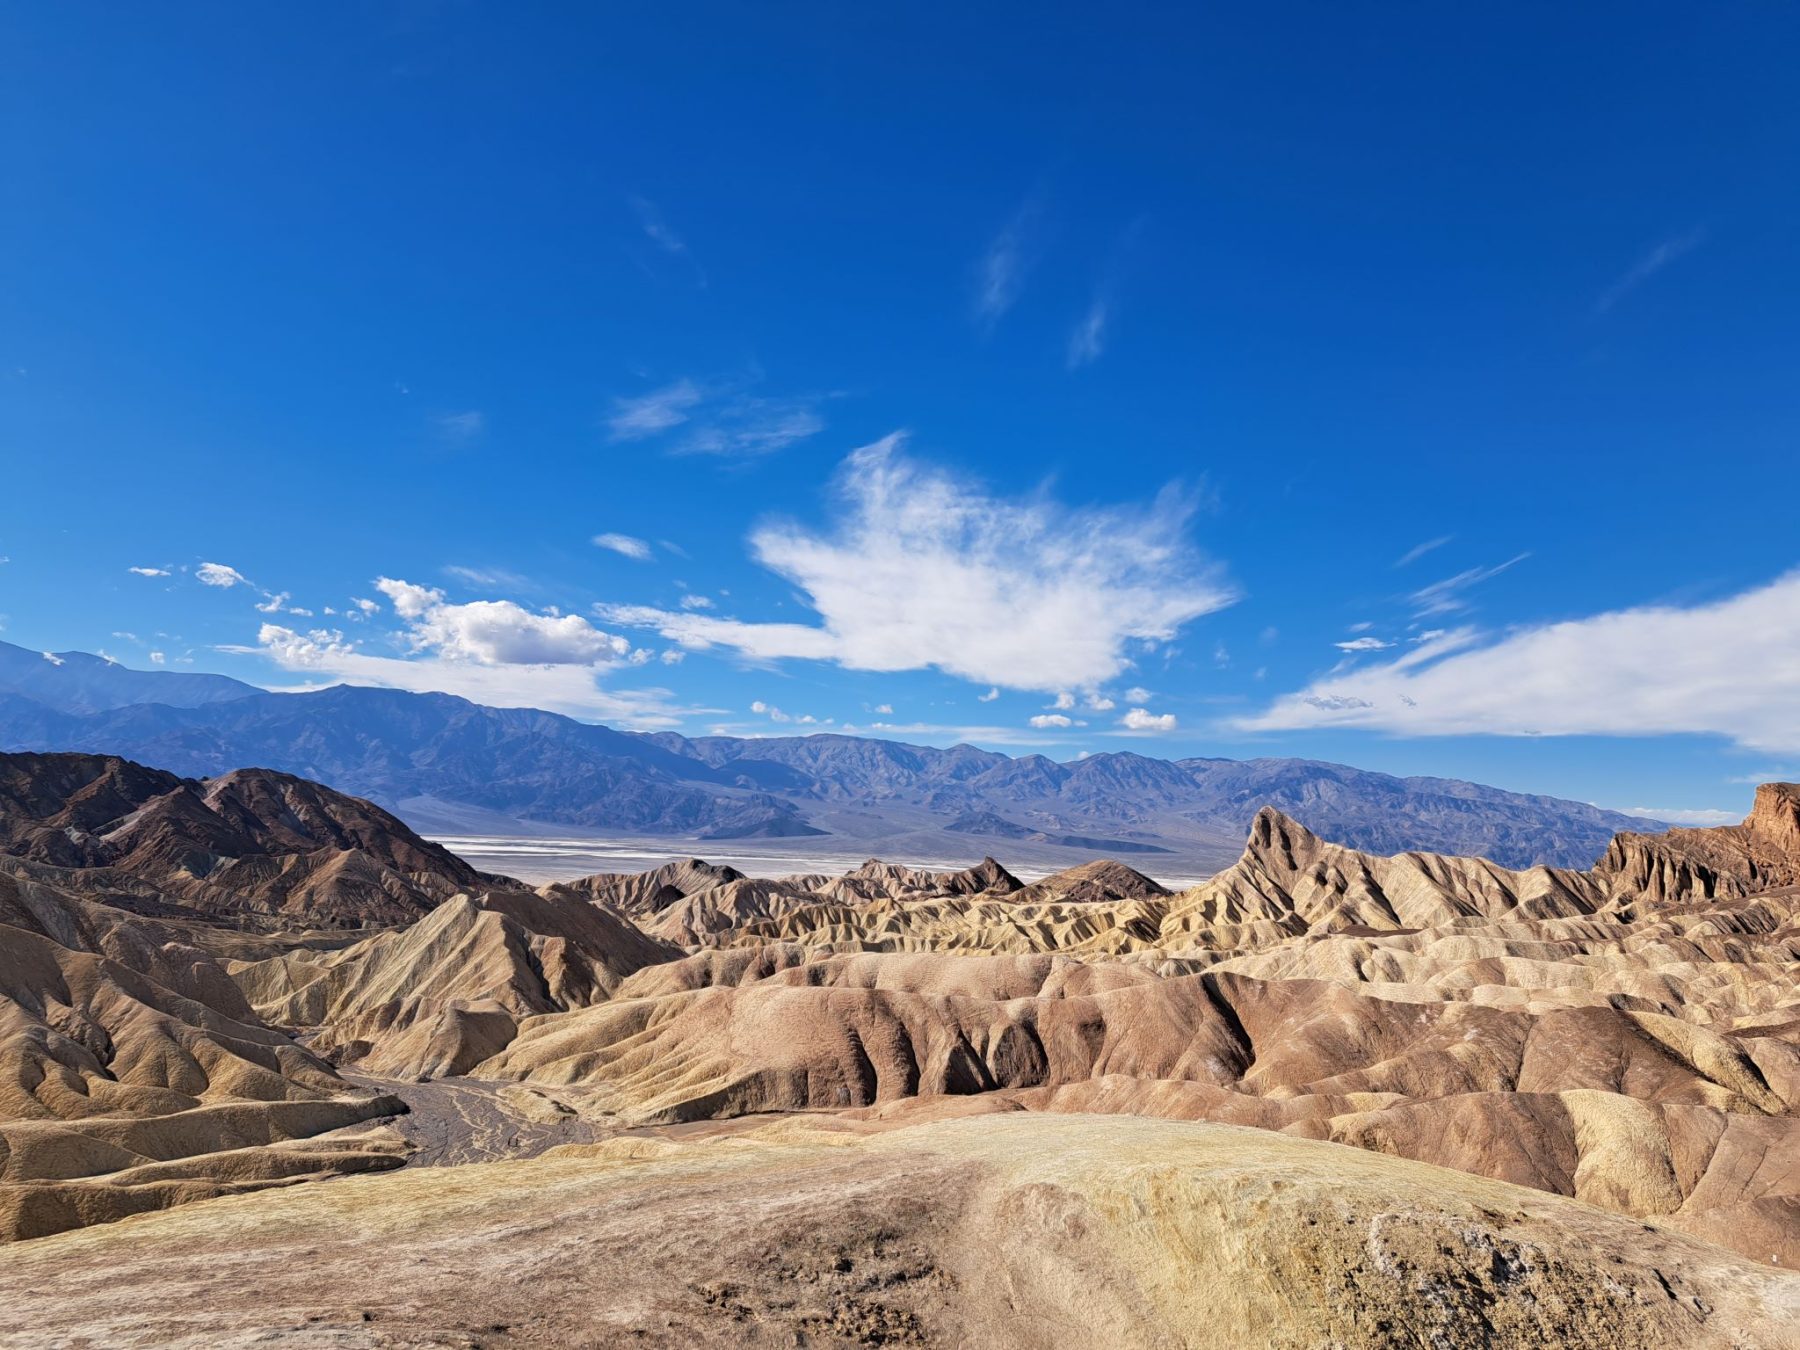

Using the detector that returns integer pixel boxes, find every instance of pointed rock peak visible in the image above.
[1017,858,1169,902]
[1246,805,1323,855]
[1746,783,1800,853]
[941,856,1023,895]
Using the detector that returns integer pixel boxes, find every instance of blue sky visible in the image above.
[3,4,1799,824]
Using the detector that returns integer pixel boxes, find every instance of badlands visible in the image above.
[1,750,1797,1346]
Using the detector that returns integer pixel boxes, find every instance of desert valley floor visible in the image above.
[2,749,1798,1346]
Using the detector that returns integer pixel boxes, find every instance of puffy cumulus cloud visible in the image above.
[750,700,826,726]
[1237,569,1800,754]
[598,434,1235,693]
[1029,713,1076,729]
[379,583,630,666]
[1120,707,1178,733]
[246,577,673,724]
[1116,702,1173,734]
[373,577,443,620]
[251,622,679,727]
[593,533,654,561]
[196,562,249,588]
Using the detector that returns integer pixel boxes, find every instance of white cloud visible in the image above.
[365,578,631,666]
[40,651,63,666]
[1409,553,1530,617]
[676,397,824,458]
[255,591,290,613]
[352,597,380,616]
[1029,713,1074,729]
[1335,636,1394,652]
[1050,691,1076,711]
[608,377,824,458]
[659,649,686,665]
[679,594,715,610]
[1086,695,1116,711]
[148,650,165,664]
[252,622,680,726]
[628,195,689,257]
[608,380,703,440]
[751,700,809,725]
[1617,805,1738,827]
[373,577,441,620]
[1120,707,1178,733]
[1123,686,1153,704]
[1393,536,1452,569]
[197,562,249,589]
[1066,296,1109,368]
[974,200,1039,328]
[594,532,654,561]
[128,566,170,577]
[443,564,532,591]
[1237,569,1800,753]
[1596,228,1705,314]
[977,687,1000,703]
[435,410,484,441]
[598,434,1234,693]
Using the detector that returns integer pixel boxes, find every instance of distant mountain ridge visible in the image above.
[0,638,1665,869]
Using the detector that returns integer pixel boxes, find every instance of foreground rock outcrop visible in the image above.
[1,1110,1792,1348]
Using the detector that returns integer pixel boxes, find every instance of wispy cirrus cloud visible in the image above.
[433,410,485,442]
[443,564,533,591]
[1409,553,1530,617]
[608,380,704,440]
[1595,228,1705,314]
[1236,568,1800,754]
[1393,535,1451,568]
[598,432,1235,693]
[628,194,705,286]
[606,376,826,458]
[593,533,654,561]
[1066,296,1109,369]
[973,198,1042,330]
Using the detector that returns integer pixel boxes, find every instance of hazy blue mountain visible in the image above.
[0,648,1665,869]
[0,639,258,714]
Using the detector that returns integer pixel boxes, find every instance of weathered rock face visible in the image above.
[1598,782,1800,908]
[0,861,406,1242]
[235,891,680,1079]
[0,751,500,928]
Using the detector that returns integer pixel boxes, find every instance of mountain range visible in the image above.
[0,638,1665,870]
